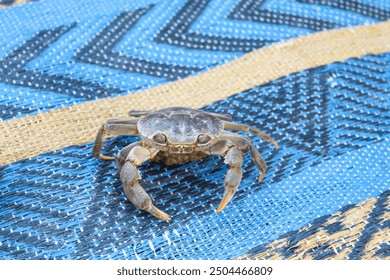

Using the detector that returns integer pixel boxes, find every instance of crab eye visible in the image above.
[197,134,211,145]
[153,133,167,144]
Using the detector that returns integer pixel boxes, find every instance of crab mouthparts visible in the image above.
[169,145,194,154]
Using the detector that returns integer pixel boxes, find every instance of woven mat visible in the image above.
[0,0,389,260]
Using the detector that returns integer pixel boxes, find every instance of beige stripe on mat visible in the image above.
[236,194,390,260]
[1,20,390,165]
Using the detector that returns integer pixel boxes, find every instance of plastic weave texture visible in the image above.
[0,0,389,260]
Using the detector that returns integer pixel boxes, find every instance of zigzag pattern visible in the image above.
[209,56,390,183]
[298,0,390,20]
[154,0,273,52]
[1,0,390,120]
[0,24,124,120]
[75,6,201,79]
[331,55,390,151]
[1,52,389,259]
[0,25,122,99]
[229,0,336,31]
[238,190,390,260]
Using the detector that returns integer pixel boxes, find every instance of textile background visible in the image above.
[0,0,389,260]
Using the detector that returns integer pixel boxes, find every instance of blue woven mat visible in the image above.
[0,0,389,259]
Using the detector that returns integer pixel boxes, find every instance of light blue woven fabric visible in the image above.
[0,0,389,259]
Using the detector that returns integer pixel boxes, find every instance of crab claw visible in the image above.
[147,205,171,222]
[123,181,171,222]
[258,169,266,183]
[216,166,242,213]
[216,188,236,213]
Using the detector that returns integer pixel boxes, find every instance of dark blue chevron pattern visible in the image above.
[229,0,337,31]
[209,55,390,183]
[74,6,201,80]
[240,190,390,259]
[0,0,14,5]
[348,190,390,259]
[0,24,123,100]
[154,0,274,52]
[298,0,390,21]
[1,0,390,120]
[1,52,389,259]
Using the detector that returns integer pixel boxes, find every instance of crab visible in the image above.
[92,107,278,221]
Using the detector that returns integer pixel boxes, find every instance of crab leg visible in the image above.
[216,146,243,212]
[103,118,139,125]
[119,144,170,221]
[116,141,142,171]
[223,121,278,150]
[219,132,269,183]
[128,110,152,117]
[92,119,139,160]
[210,134,247,212]
[205,111,233,121]
[249,145,268,183]
[211,131,271,212]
